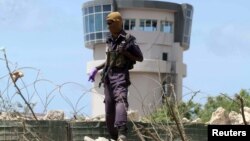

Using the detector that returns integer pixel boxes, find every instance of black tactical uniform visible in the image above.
[104,29,143,140]
[89,11,143,141]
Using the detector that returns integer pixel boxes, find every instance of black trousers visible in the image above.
[104,69,129,139]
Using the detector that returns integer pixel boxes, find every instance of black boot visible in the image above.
[110,134,118,141]
[117,125,128,141]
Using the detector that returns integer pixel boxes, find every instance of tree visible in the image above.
[146,89,250,123]
[198,89,250,122]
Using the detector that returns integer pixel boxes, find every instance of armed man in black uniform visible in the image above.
[88,11,143,141]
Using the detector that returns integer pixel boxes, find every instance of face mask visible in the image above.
[106,12,123,36]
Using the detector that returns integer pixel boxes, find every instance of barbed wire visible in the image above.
[0,49,94,119]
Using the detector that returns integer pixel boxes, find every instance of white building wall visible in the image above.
[94,44,106,60]
[128,72,163,115]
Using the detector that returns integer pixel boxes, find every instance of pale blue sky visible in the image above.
[1,0,250,117]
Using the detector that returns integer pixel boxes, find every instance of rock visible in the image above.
[84,136,95,141]
[229,107,250,125]
[244,107,250,113]
[95,137,109,141]
[100,117,105,121]
[242,107,250,124]
[93,115,105,121]
[229,111,242,125]
[0,112,19,120]
[182,118,190,123]
[85,115,105,122]
[0,112,7,120]
[208,107,230,125]
[83,136,113,141]
[191,118,202,123]
[43,110,64,120]
[73,115,86,121]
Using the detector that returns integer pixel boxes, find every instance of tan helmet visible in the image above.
[106,12,123,36]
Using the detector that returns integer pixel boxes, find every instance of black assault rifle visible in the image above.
[98,35,133,88]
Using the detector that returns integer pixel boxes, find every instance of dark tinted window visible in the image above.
[103,5,111,11]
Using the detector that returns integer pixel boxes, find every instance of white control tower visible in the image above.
[82,0,193,116]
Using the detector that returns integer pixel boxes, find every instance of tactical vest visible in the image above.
[106,34,135,70]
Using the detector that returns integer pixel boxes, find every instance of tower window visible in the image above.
[95,5,101,13]
[123,19,136,30]
[96,32,102,39]
[139,19,157,32]
[103,5,111,11]
[152,20,157,31]
[162,52,168,61]
[186,9,193,18]
[88,7,94,14]
[84,8,88,14]
[160,21,173,33]
[83,4,112,43]
[95,13,102,31]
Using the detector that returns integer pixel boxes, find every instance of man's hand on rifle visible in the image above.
[88,67,98,82]
[118,46,126,54]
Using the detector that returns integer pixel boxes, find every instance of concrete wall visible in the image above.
[0,121,207,141]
